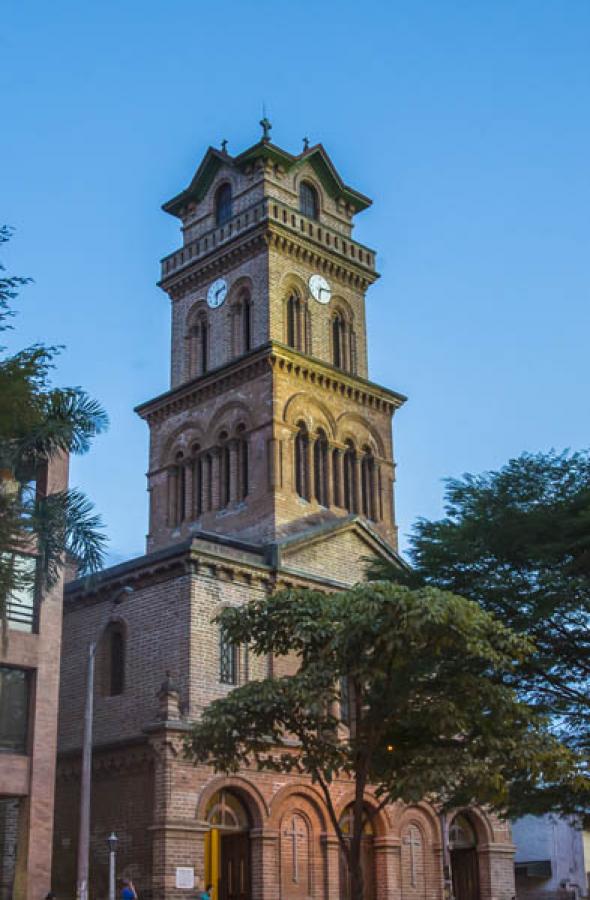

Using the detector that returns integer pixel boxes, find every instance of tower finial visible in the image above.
[302,136,309,152]
[221,138,228,154]
[260,115,272,143]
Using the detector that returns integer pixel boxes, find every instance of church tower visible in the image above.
[137,122,406,553]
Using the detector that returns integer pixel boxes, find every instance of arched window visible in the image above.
[206,790,248,830]
[343,441,356,513]
[332,312,346,370]
[219,626,237,684]
[243,292,252,352]
[295,422,310,500]
[219,432,231,508]
[299,181,319,220]
[237,424,249,500]
[339,805,374,900]
[286,292,299,349]
[174,451,186,525]
[188,311,209,377]
[332,447,341,507]
[104,622,125,696]
[449,814,477,848]
[215,182,232,226]
[192,444,202,518]
[314,429,329,506]
[361,446,376,520]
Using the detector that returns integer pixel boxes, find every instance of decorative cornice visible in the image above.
[135,342,406,427]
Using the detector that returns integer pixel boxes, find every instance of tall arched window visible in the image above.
[295,422,310,500]
[361,446,376,520]
[332,312,346,369]
[343,440,356,513]
[192,443,202,518]
[286,292,299,349]
[332,447,341,507]
[175,451,186,524]
[219,626,237,684]
[314,429,329,506]
[215,182,232,226]
[104,622,125,697]
[237,424,249,500]
[299,181,319,220]
[188,312,209,377]
[219,432,231,508]
[242,292,252,352]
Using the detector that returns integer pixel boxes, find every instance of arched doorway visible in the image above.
[338,806,375,900]
[205,790,251,900]
[449,814,479,900]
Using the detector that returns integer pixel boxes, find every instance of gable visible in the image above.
[278,521,402,587]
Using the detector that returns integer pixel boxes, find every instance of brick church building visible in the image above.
[52,125,516,900]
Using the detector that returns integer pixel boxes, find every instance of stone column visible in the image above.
[374,836,401,900]
[250,828,279,900]
[321,833,341,900]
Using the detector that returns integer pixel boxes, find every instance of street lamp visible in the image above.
[107,832,118,900]
[76,586,133,900]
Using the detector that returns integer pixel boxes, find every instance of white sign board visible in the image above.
[175,867,195,889]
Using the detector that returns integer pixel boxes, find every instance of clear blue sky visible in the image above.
[2,1,589,565]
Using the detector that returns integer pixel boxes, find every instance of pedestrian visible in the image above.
[198,882,213,900]
[121,879,138,900]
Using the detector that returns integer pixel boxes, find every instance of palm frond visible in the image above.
[16,388,109,460]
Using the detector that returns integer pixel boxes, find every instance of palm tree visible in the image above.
[0,226,108,635]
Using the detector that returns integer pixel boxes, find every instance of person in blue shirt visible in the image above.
[121,880,137,900]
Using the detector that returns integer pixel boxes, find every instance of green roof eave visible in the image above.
[162,148,227,217]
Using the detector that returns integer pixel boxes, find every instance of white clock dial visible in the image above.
[309,274,331,304]
[207,278,228,309]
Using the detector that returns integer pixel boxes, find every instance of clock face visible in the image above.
[309,274,331,304]
[207,278,228,309]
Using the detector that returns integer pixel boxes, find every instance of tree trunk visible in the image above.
[348,839,364,900]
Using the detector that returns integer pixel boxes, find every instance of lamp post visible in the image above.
[76,586,133,900]
[107,832,118,900]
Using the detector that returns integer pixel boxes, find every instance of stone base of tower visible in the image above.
[53,723,515,900]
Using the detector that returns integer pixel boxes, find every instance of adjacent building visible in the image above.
[52,126,517,900]
[0,454,69,900]
[513,815,590,900]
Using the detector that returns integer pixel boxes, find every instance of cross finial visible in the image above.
[302,136,309,152]
[260,116,272,142]
[221,138,228,154]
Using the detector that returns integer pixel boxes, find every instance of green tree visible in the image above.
[368,449,590,816]
[185,583,580,899]
[0,226,108,633]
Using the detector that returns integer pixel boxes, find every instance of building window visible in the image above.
[237,425,249,499]
[294,422,310,500]
[6,554,38,633]
[361,447,376,520]
[102,622,126,697]
[332,313,346,369]
[286,292,298,349]
[219,433,231,508]
[242,292,252,352]
[300,181,319,220]
[340,676,350,726]
[215,182,232,226]
[343,440,356,513]
[188,312,209,378]
[170,453,186,526]
[0,667,30,753]
[332,448,341,507]
[314,429,329,506]
[220,627,237,684]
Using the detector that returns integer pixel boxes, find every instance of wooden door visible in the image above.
[220,833,250,900]
[451,849,479,900]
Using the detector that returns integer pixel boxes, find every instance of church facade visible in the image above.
[52,127,516,900]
